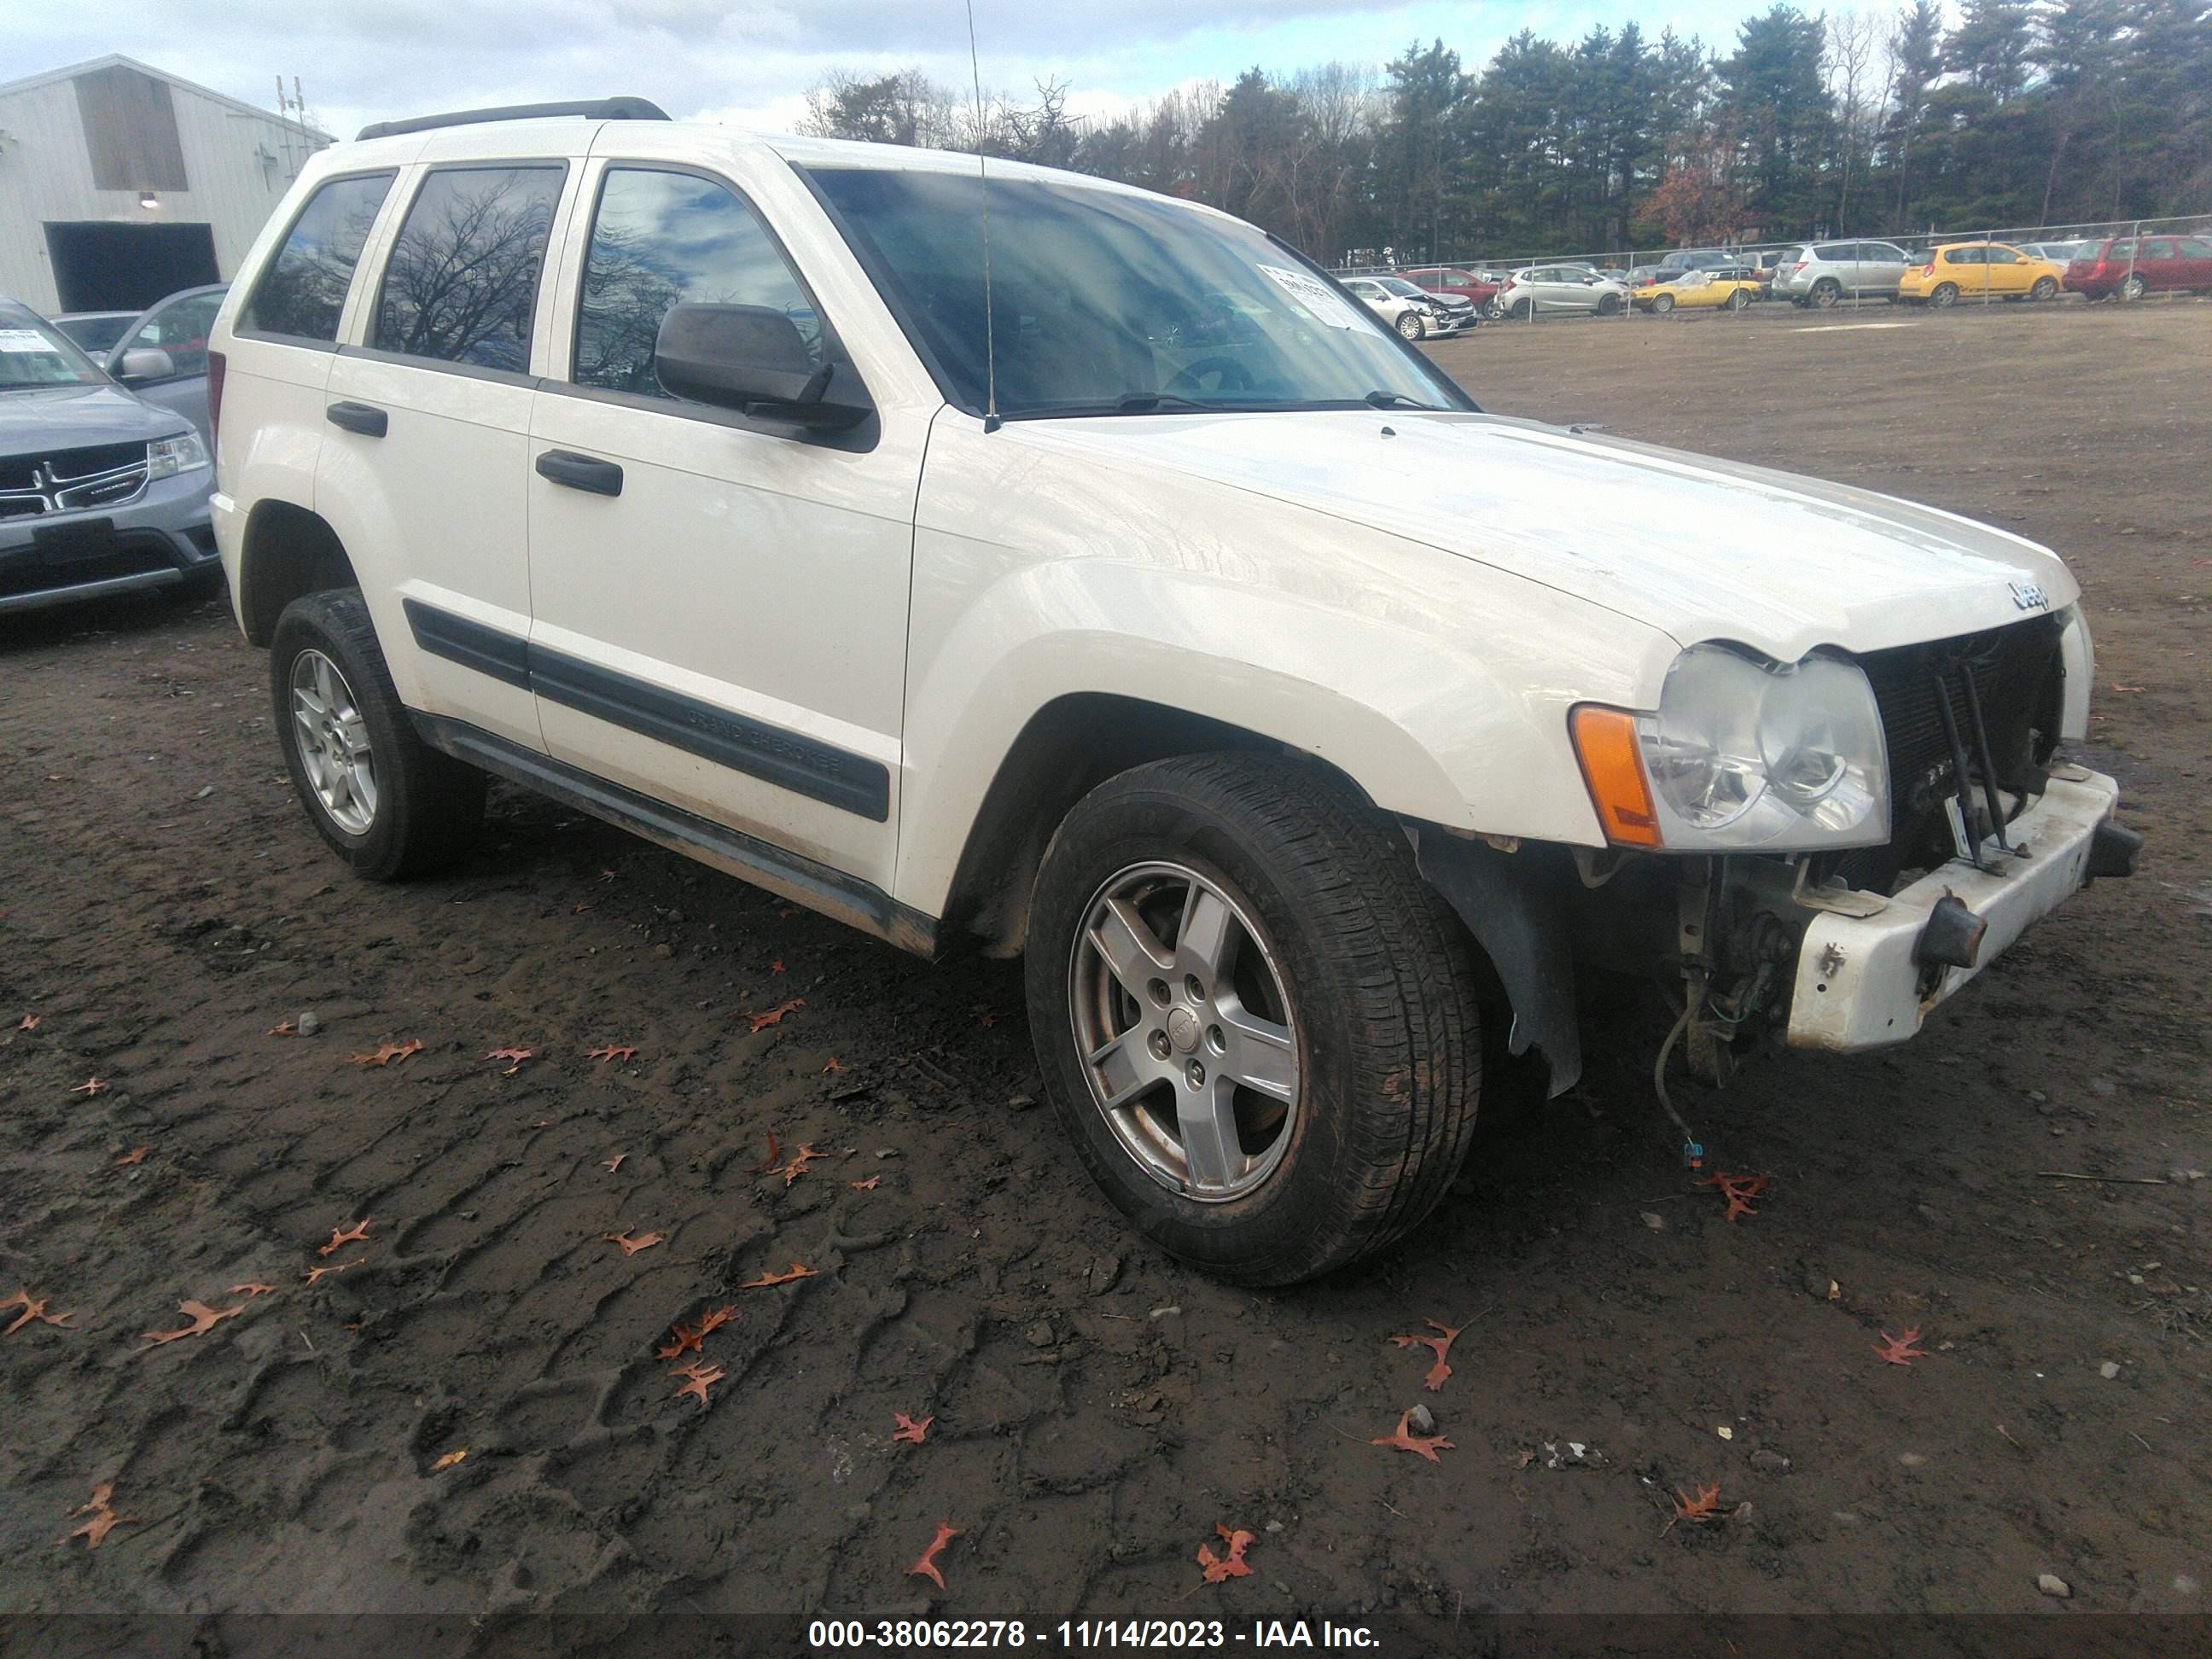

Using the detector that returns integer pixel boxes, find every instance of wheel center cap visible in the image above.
[1167,1006,1202,1055]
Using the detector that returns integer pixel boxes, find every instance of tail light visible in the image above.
[206,350,226,453]
[1784,261,1805,274]
[1921,260,1936,276]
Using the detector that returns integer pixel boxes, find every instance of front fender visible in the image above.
[893,415,1676,917]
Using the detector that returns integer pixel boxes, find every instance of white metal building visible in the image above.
[0,55,329,317]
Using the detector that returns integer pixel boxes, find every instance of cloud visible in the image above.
[4,0,1748,141]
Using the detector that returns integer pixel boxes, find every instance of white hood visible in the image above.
[1016,410,2075,661]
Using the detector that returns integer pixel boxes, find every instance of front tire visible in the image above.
[271,588,485,880]
[2031,276,2058,300]
[1726,288,1751,311]
[1025,755,1484,1286]
[1396,311,1426,341]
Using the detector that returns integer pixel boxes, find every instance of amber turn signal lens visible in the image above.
[1570,706,1662,848]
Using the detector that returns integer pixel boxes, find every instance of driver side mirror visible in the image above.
[653,303,871,432]
[115,346,176,382]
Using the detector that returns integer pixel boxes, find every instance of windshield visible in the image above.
[1377,277,1425,298]
[803,166,1467,419]
[0,309,108,389]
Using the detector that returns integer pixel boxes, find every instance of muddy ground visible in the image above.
[2,299,2206,1645]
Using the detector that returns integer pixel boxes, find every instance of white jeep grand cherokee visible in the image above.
[206,100,2138,1285]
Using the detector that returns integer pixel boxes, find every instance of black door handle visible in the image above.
[326,401,387,438]
[535,450,624,498]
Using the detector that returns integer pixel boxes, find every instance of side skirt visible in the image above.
[410,711,939,959]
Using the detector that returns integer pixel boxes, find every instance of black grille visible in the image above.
[1835,614,2064,891]
[0,441,144,490]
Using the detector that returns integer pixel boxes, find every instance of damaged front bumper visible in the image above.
[1784,765,2126,1052]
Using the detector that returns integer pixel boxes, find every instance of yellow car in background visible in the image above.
[1631,271,1761,313]
[1899,242,2067,307]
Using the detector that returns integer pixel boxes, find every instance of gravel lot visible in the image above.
[3,298,2206,1640]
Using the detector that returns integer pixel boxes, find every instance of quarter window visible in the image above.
[574,168,824,400]
[373,166,564,371]
[242,172,394,343]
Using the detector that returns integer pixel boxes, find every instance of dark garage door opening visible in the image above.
[44,221,220,313]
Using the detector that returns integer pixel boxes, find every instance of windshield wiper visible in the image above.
[1364,390,1441,410]
[1114,392,1230,414]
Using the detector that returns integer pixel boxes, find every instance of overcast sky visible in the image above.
[5,0,1754,141]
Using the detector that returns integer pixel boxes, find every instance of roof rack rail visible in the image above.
[355,96,670,143]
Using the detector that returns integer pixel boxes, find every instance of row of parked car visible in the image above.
[1360,231,2212,324]
[0,283,227,614]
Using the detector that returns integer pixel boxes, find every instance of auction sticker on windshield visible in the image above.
[1,329,58,352]
[1256,265,1362,329]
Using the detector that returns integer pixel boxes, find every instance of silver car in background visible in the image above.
[0,300,221,615]
[1773,241,1912,307]
[1495,265,1630,318]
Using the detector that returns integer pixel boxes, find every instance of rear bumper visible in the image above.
[1785,767,2124,1052]
[0,469,218,614]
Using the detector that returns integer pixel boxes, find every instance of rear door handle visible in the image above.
[535,450,624,498]
[326,401,387,438]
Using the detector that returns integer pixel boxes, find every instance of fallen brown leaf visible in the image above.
[740,1260,817,1288]
[485,1045,533,1074]
[822,1056,845,1074]
[1388,1318,1464,1393]
[655,1318,704,1359]
[431,1448,469,1471]
[69,1077,106,1097]
[1674,1482,1724,1523]
[1697,1171,1771,1223]
[849,1175,882,1191]
[781,1144,824,1186]
[743,998,804,1034]
[1371,1408,1454,1462]
[302,1256,364,1286]
[67,1483,135,1551]
[113,1145,150,1167]
[893,1412,933,1444]
[771,958,786,975]
[268,1020,297,1037]
[672,1359,725,1408]
[143,1298,245,1346]
[588,1045,638,1063]
[696,1304,737,1337]
[318,1218,372,1256]
[17,1014,39,1032]
[905,1522,961,1591]
[229,1283,276,1298]
[3,1289,75,1336]
[603,1230,664,1257]
[751,1129,783,1174]
[1196,1522,1255,1584]
[602,1153,626,1173]
[1873,1327,1928,1366]
[346,1039,422,1068]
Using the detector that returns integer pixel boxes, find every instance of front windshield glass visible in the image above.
[1377,277,1426,298]
[0,310,107,389]
[804,166,1467,419]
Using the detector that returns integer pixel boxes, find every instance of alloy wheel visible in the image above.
[1067,860,1300,1202]
[290,649,378,835]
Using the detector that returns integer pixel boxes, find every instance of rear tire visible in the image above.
[1810,280,1841,310]
[270,588,485,881]
[1650,292,1675,314]
[1025,754,1485,1286]
[2119,273,2146,301]
[1930,282,1959,309]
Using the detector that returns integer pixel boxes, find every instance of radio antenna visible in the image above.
[963,0,1000,432]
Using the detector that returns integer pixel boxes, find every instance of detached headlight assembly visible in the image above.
[1572,643,1889,851]
[147,432,209,480]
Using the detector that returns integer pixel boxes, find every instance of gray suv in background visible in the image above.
[1773,241,1912,307]
[0,300,221,615]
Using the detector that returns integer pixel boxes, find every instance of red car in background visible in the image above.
[2065,234,2212,300]
[1400,265,1505,318]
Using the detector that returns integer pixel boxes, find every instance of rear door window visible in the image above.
[241,172,395,344]
[372,165,565,371]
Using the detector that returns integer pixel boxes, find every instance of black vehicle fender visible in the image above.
[1406,826,1581,1097]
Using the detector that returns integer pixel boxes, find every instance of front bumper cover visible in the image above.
[1785,766,2123,1051]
